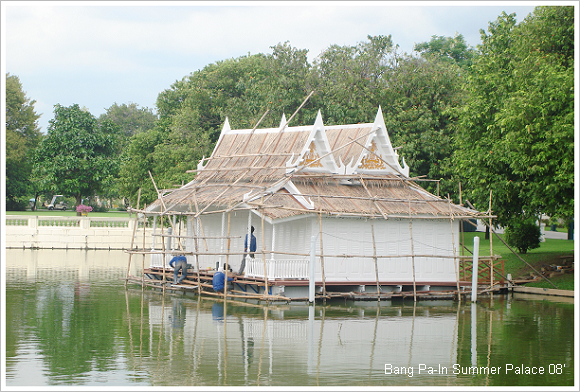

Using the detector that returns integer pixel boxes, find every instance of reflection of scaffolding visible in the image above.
[125,95,505,302]
[124,293,465,385]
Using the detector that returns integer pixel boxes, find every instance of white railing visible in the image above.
[150,252,172,268]
[5,215,153,250]
[246,258,309,280]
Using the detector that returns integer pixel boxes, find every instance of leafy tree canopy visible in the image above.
[5,73,42,210]
[31,104,120,212]
[120,35,472,206]
[414,33,476,68]
[453,6,574,226]
[98,102,157,139]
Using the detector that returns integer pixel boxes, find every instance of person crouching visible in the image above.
[213,268,234,293]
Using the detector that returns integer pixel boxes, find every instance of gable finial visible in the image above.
[279,113,287,129]
[314,109,324,129]
[373,106,385,130]
[222,117,231,134]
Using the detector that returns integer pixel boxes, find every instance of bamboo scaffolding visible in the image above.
[191,205,202,295]
[260,195,269,300]
[129,247,499,261]
[237,108,271,155]
[141,200,147,288]
[318,212,327,298]
[370,219,381,301]
[125,188,141,288]
[489,190,494,291]
[448,196,460,297]
[125,98,505,303]
[408,201,417,302]
[131,207,489,221]
[152,233,242,240]
[223,199,232,302]
[263,91,314,153]
[196,151,293,164]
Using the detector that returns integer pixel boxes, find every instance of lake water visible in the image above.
[3,249,575,387]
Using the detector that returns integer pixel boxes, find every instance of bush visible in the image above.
[89,204,109,213]
[505,219,541,254]
[6,198,27,211]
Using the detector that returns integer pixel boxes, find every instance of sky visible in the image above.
[2,1,541,133]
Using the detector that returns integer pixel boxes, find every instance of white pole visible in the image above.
[309,236,316,304]
[471,302,477,367]
[307,305,315,374]
[471,236,480,302]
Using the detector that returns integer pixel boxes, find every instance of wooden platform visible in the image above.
[123,266,500,303]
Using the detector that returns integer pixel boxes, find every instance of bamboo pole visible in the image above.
[239,108,271,155]
[260,196,269,300]
[370,219,381,301]
[223,199,232,302]
[489,190,494,290]
[408,201,417,302]
[142,204,147,288]
[125,188,141,288]
[189,202,202,296]
[148,170,186,253]
[318,212,327,299]
[197,151,293,163]
[459,183,465,281]
[264,91,314,153]
[129,206,489,221]
[131,248,497,261]
[448,196,460,300]
[160,212,166,293]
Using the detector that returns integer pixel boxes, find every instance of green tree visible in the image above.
[453,7,574,226]
[312,35,394,124]
[98,102,157,139]
[414,33,476,68]
[97,103,158,205]
[380,54,466,198]
[122,35,466,206]
[31,104,120,214]
[504,219,541,254]
[5,73,42,210]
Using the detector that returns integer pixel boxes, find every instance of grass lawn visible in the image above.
[6,210,132,218]
[461,231,574,290]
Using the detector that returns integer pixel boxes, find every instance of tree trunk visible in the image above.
[76,194,82,216]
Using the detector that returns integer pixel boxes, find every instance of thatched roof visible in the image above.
[146,108,481,220]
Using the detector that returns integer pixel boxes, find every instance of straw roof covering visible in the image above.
[146,109,481,220]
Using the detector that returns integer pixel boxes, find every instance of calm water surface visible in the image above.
[3,249,575,387]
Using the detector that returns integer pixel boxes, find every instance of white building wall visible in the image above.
[321,216,459,284]
[183,212,460,284]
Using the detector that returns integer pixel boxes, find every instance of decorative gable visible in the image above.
[287,110,339,174]
[350,107,409,177]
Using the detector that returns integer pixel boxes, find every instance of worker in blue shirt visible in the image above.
[169,254,188,285]
[213,269,234,293]
[239,226,257,275]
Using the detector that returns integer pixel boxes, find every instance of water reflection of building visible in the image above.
[143,299,460,384]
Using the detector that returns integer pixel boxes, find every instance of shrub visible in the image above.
[6,197,27,211]
[89,204,109,213]
[505,219,541,254]
[76,204,93,214]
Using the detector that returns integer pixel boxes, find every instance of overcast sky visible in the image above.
[3,1,539,132]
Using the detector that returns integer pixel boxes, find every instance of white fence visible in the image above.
[5,215,153,250]
[246,258,309,280]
